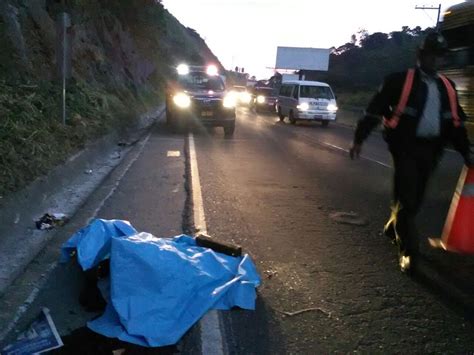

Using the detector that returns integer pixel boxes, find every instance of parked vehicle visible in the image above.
[276,80,337,126]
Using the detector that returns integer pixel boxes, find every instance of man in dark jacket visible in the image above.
[349,32,472,273]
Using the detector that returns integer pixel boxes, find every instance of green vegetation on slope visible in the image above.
[0,0,221,197]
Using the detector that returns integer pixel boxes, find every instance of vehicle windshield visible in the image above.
[299,86,334,99]
[256,88,275,96]
[179,72,225,91]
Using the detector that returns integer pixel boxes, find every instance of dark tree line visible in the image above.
[320,26,433,92]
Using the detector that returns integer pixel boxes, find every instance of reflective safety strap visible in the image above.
[383,69,415,129]
[438,74,461,128]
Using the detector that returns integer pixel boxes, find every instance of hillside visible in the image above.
[0,0,222,196]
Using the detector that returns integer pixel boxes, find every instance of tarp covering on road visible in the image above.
[60,220,261,347]
[60,219,137,270]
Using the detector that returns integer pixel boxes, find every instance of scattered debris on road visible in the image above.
[35,213,69,230]
[329,211,368,226]
[1,308,63,354]
[117,139,140,147]
[276,307,333,318]
[264,270,277,279]
[195,233,242,256]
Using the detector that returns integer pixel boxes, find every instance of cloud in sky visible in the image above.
[162,0,462,78]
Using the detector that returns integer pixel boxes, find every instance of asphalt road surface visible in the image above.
[1,106,474,354]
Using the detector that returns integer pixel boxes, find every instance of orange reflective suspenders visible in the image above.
[383,69,415,129]
[383,69,462,129]
[438,74,462,128]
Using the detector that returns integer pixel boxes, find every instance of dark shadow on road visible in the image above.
[413,253,474,320]
[222,294,286,355]
[50,326,179,354]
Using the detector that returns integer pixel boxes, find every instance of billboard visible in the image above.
[275,47,330,71]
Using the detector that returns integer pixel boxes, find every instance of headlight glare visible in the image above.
[327,104,338,112]
[173,93,191,108]
[257,95,265,104]
[223,93,237,108]
[177,64,189,75]
[207,65,218,76]
[297,102,309,111]
[240,92,252,104]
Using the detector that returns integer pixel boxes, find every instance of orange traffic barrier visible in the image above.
[429,166,474,253]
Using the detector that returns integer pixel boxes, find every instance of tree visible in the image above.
[357,28,369,43]
[333,42,357,55]
[360,32,389,50]
[326,27,428,92]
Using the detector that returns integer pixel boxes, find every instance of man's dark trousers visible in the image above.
[387,138,442,256]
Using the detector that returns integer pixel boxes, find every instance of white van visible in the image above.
[276,80,337,126]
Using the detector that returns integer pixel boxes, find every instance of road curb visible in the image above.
[0,106,165,297]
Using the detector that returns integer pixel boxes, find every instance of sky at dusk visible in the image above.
[162,0,463,79]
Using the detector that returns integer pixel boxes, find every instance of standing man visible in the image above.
[350,32,472,273]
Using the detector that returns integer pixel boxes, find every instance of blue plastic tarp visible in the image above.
[61,220,261,347]
[60,219,137,270]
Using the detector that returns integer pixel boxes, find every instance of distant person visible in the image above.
[349,32,472,273]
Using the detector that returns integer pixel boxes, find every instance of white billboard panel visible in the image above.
[275,47,330,71]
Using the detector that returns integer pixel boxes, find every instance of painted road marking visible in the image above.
[188,134,208,235]
[167,150,181,157]
[188,133,225,355]
[320,141,392,168]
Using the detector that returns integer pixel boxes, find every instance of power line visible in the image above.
[415,4,442,29]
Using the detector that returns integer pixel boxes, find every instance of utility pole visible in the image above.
[56,0,71,125]
[415,4,442,29]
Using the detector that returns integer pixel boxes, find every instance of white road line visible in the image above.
[188,133,225,355]
[188,134,208,235]
[319,141,392,169]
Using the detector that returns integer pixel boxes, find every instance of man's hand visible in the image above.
[350,143,362,160]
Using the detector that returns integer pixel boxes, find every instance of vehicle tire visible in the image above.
[321,120,329,127]
[224,121,235,137]
[289,111,296,125]
[278,107,285,121]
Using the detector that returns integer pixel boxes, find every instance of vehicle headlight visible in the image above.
[297,102,309,111]
[257,95,265,104]
[206,65,219,76]
[173,93,191,108]
[223,93,237,108]
[177,64,189,76]
[327,104,338,112]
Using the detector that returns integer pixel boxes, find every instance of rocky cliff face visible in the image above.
[0,0,223,196]
[0,0,222,88]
